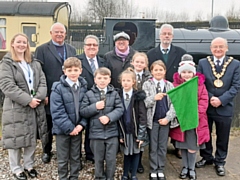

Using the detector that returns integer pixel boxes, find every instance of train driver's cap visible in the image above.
[113,32,130,41]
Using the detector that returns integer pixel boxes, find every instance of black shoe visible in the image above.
[131,176,138,180]
[121,175,129,180]
[137,164,144,173]
[175,148,182,159]
[179,167,188,179]
[13,172,27,180]
[41,152,52,163]
[157,173,166,180]
[86,156,95,164]
[189,169,197,180]
[215,165,225,176]
[195,158,213,168]
[24,169,38,178]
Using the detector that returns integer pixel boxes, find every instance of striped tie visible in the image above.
[89,58,96,73]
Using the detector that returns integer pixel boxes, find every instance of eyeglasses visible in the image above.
[85,43,98,47]
[161,32,173,36]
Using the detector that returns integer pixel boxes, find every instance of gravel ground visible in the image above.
[0,138,124,180]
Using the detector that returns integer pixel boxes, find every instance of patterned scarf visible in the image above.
[115,46,130,61]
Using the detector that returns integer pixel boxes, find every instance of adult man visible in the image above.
[147,24,186,82]
[35,22,76,163]
[104,31,136,89]
[76,35,105,163]
[147,24,186,160]
[196,37,240,176]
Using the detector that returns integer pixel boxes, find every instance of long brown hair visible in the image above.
[10,33,32,63]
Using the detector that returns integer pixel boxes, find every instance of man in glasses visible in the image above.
[35,22,76,164]
[76,35,105,164]
[104,31,136,89]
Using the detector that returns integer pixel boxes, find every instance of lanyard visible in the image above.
[57,46,66,61]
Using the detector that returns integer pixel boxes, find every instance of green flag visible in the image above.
[167,76,198,132]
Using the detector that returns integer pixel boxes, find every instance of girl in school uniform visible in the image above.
[119,67,147,180]
[169,54,210,180]
[142,60,175,180]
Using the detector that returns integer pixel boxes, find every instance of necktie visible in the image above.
[157,82,161,93]
[163,49,168,54]
[125,93,130,101]
[72,83,77,91]
[137,74,142,90]
[216,60,221,73]
[100,90,106,101]
[89,58,96,73]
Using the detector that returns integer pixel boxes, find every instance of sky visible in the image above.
[48,0,239,21]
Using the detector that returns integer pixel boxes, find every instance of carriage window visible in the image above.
[113,22,137,46]
[0,18,6,50]
[22,24,37,47]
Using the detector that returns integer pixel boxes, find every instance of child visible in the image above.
[80,67,124,180]
[131,52,151,173]
[169,54,210,180]
[118,68,147,180]
[142,60,176,180]
[50,57,88,180]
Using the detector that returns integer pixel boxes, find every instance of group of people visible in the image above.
[0,21,239,180]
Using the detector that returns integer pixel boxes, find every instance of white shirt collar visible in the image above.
[135,70,143,79]
[66,77,79,88]
[213,56,225,65]
[153,78,165,91]
[123,88,133,99]
[87,56,97,62]
[160,44,171,54]
[97,86,107,94]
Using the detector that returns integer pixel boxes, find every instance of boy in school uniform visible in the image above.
[80,67,124,180]
[50,57,88,180]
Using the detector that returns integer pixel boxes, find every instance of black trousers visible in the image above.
[43,114,53,153]
[84,125,94,159]
[200,115,232,166]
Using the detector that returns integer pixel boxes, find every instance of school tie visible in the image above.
[137,74,142,90]
[216,60,221,73]
[163,49,168,54]
[89,58,96,73]
[72,83,77,91]
[157,82,162,93]
[125,93,130,101]
[100,90,106,101]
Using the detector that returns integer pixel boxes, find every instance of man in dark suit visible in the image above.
[147,24,186,82]
[196,37,240,176]
[76,35,105,163]
[35,22,76,163]
[147,24,186,160]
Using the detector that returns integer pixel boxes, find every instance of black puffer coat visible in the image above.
[80,84,124,139]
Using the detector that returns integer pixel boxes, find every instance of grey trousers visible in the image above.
[8,145,36,174]
[90,137,119,180]
[148,122,169,173]
[56,133,82,180]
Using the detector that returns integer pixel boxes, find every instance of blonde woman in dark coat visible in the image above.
[0,33,48,180]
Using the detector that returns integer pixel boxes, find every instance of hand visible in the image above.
[99,116,110,125]
[136,139,143,149]
[120,139,124,143]
[75,125,83,132]
[158,118,169,125]
[154,93,166,101]
[210,96,222,108]
[44,97,48,105]
[96,100,105,110]
[29,98,41,108]
[70,127,79,136]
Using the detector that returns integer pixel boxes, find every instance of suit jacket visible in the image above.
[35,40,76,114]
[76,53,105,90]
[197,56,240,117]
[147,44,186,82]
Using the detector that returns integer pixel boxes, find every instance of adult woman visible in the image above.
[0,33,48,180]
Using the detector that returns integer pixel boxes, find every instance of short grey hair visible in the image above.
[84,35,99,45]
[159,24,174,35]
[50,22,66,32]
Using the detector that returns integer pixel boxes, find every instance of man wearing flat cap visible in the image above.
[104,31,136,89]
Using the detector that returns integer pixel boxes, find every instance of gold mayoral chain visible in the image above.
[207,56,233,88]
